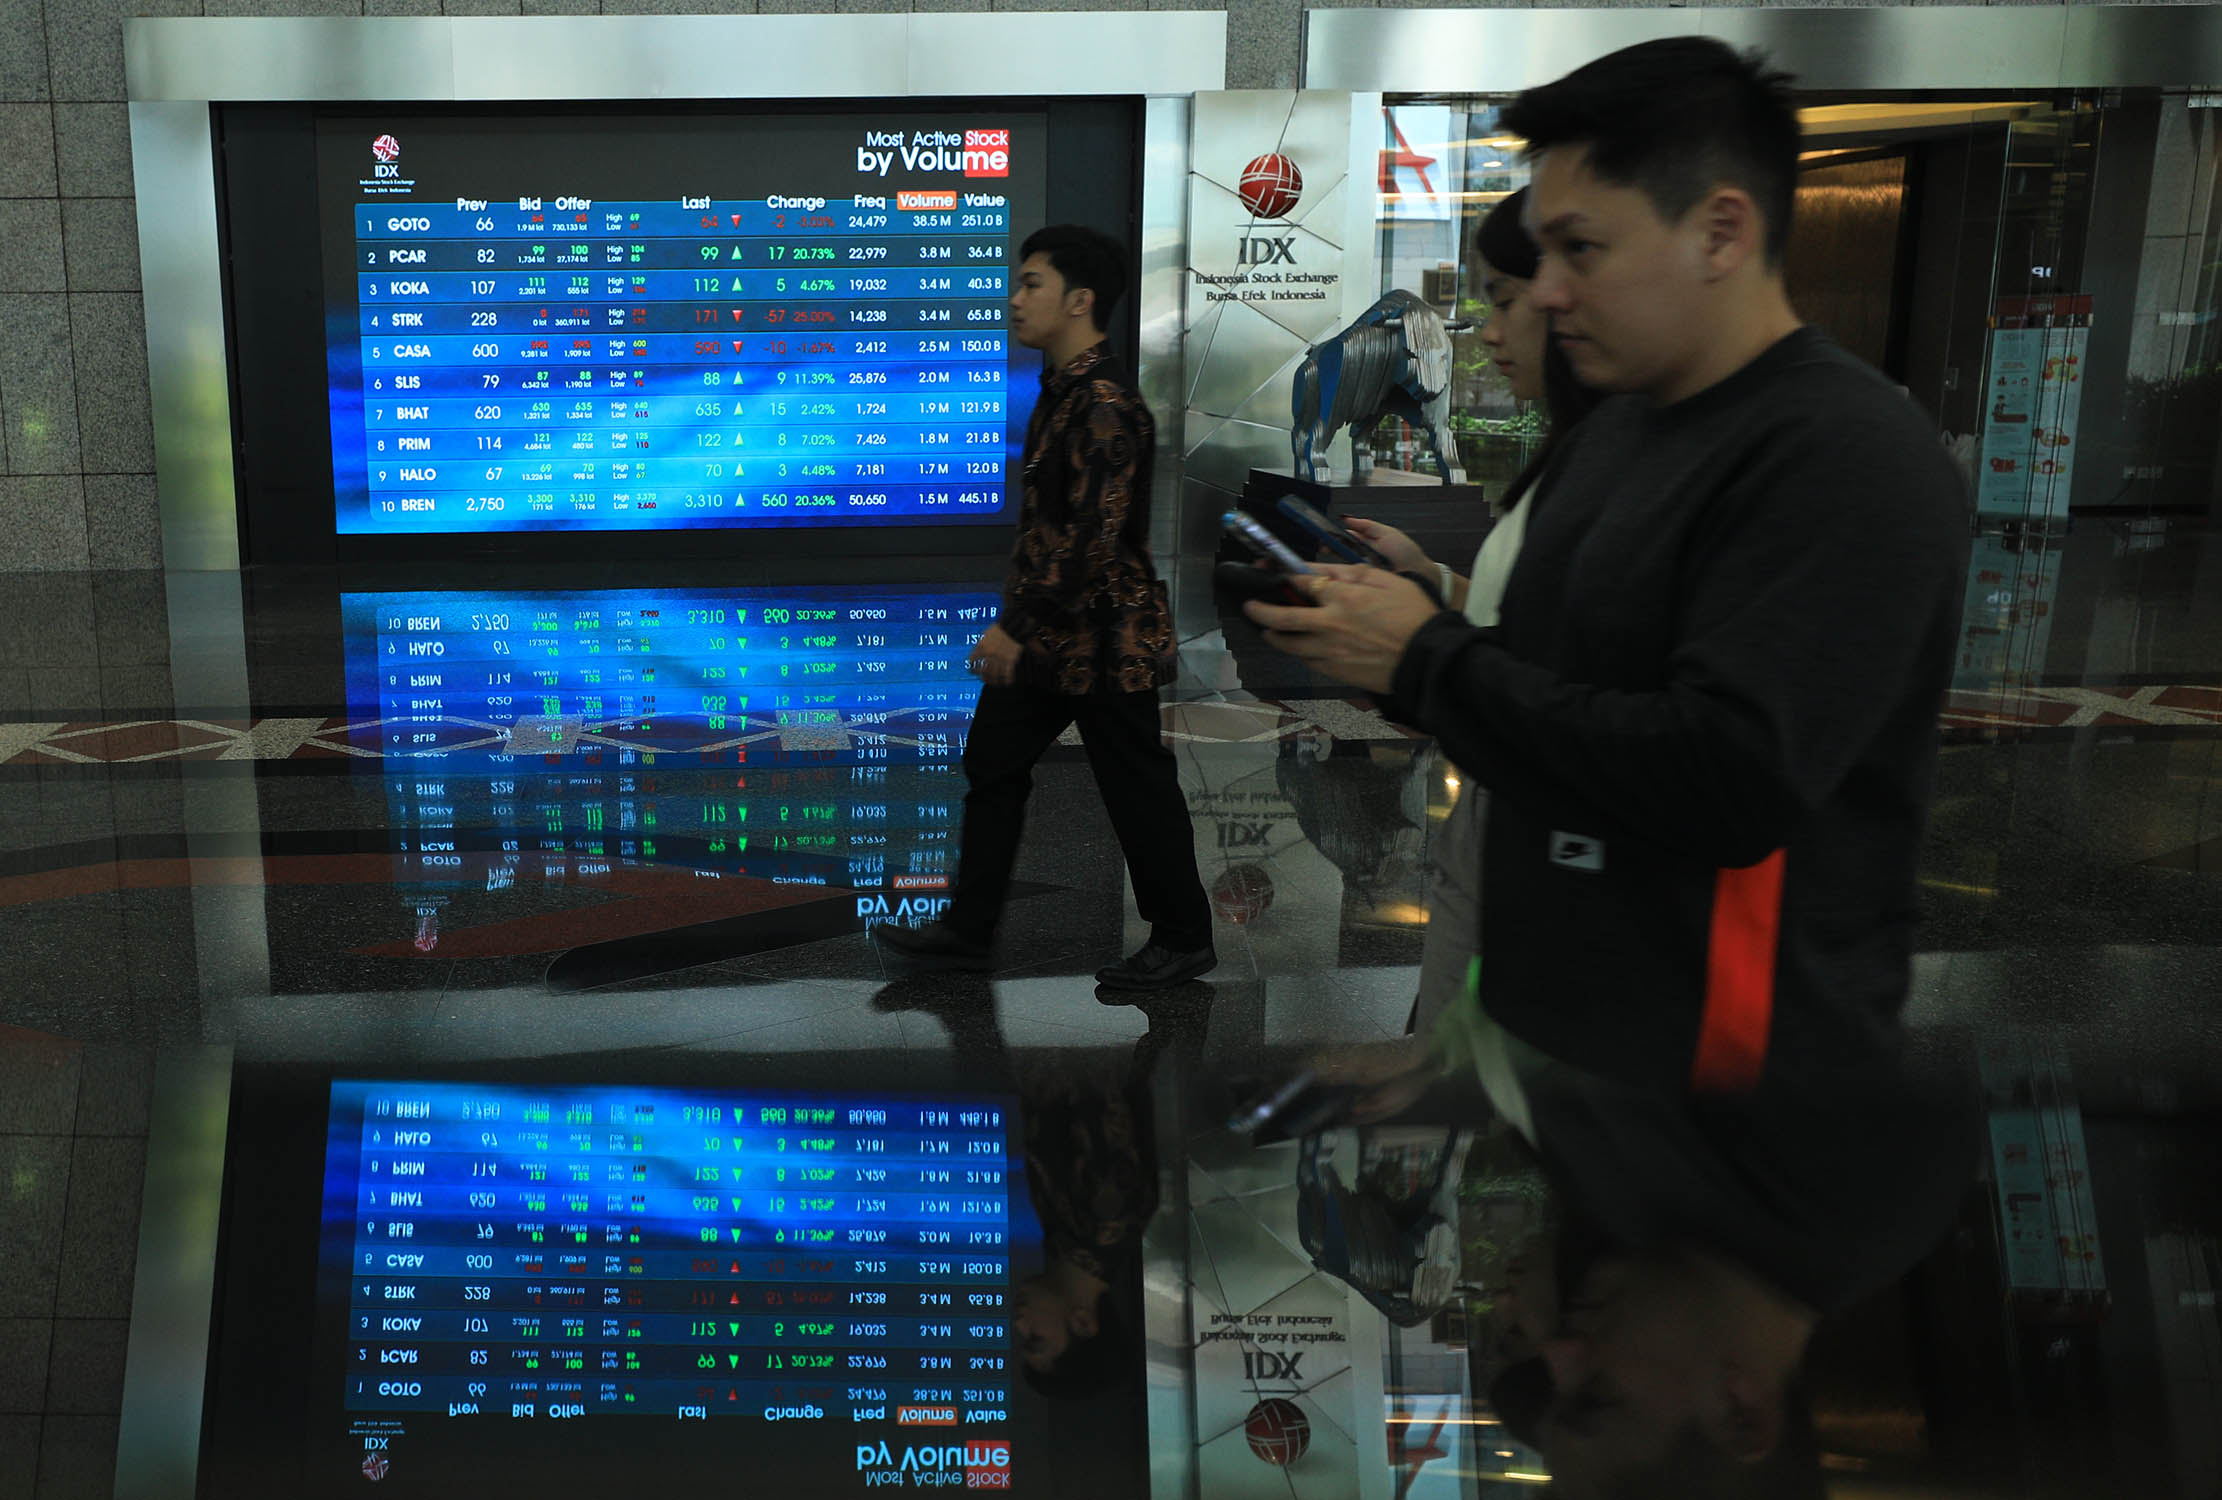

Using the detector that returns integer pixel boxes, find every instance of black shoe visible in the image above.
[1095,941,1216,991]
[873,920,992,972]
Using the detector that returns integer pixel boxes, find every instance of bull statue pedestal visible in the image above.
[1292,289,1465,485]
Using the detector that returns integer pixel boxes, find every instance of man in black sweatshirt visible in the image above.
[1251,39,1972,1100]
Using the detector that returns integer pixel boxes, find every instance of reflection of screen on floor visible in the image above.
[318,1079,1038,1495]
[338,581,997,902]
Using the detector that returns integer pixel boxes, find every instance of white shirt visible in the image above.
[1464,491,1532,628]
[1438,486,1542,1141]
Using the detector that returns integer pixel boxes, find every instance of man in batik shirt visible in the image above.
[876,225,1213,990]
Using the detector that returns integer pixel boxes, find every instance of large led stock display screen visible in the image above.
[319,112,1048,537]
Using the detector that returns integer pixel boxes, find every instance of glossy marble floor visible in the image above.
[2,516,2220,1498]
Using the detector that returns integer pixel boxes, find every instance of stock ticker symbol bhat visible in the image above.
[1238,154,1303,220]
[1245,1397,1311,1465]
[372,134,401,164]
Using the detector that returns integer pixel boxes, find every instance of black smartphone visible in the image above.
[1227,1070,1363,1142]
[1222,510,1317,577]
[1276,496,1392,568]
[1213,560,1313,606]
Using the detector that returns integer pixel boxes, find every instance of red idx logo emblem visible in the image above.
[371,134,400,163]
[964,129,1010,178]
[362,1453,390,1481]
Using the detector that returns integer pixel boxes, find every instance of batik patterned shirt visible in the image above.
[997,341,1175,694]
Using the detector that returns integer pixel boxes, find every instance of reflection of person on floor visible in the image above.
[1497,1240,1827,1494]
[866,974,1200,1396]
[1011,1054,1160,1398]
[1479,1046,1979,1494]
[1295,1129,1472,1326]
[875,225,1214,993]
[1273,732,1433,904]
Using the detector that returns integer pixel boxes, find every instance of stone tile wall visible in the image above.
[0,1027,155,1500]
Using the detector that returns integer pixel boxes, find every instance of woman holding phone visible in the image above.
[1346,188,1600,1072]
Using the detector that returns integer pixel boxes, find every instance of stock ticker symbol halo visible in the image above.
[1244,1397,1312,1465]
[371,134,401,163]
[1238,153,1303,220]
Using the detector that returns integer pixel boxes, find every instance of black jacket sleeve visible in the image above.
[1389,418,1970,868]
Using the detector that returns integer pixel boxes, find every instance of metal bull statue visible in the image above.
[1291,289,1461,484]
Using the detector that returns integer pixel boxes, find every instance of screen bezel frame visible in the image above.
[214,95,1148,570]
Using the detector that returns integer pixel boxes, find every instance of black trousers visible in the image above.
[947,684,1212,951]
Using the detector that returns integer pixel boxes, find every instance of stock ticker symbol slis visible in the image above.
[1292,289,1459,484]
[1239,154,1303,220]
[1245,1397,1311,1466]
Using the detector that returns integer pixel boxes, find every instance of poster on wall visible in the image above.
[1975,295,2092,525]
[1951,534,2060,701]
[1376,105,1453,224]
[1988,1106,2106,1296]
[1185,1132,1389,1500]
[1977,1035,2106,1301]
[1182,91,1379,495]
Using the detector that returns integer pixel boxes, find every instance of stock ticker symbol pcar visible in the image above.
[1290,289,1460,484]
